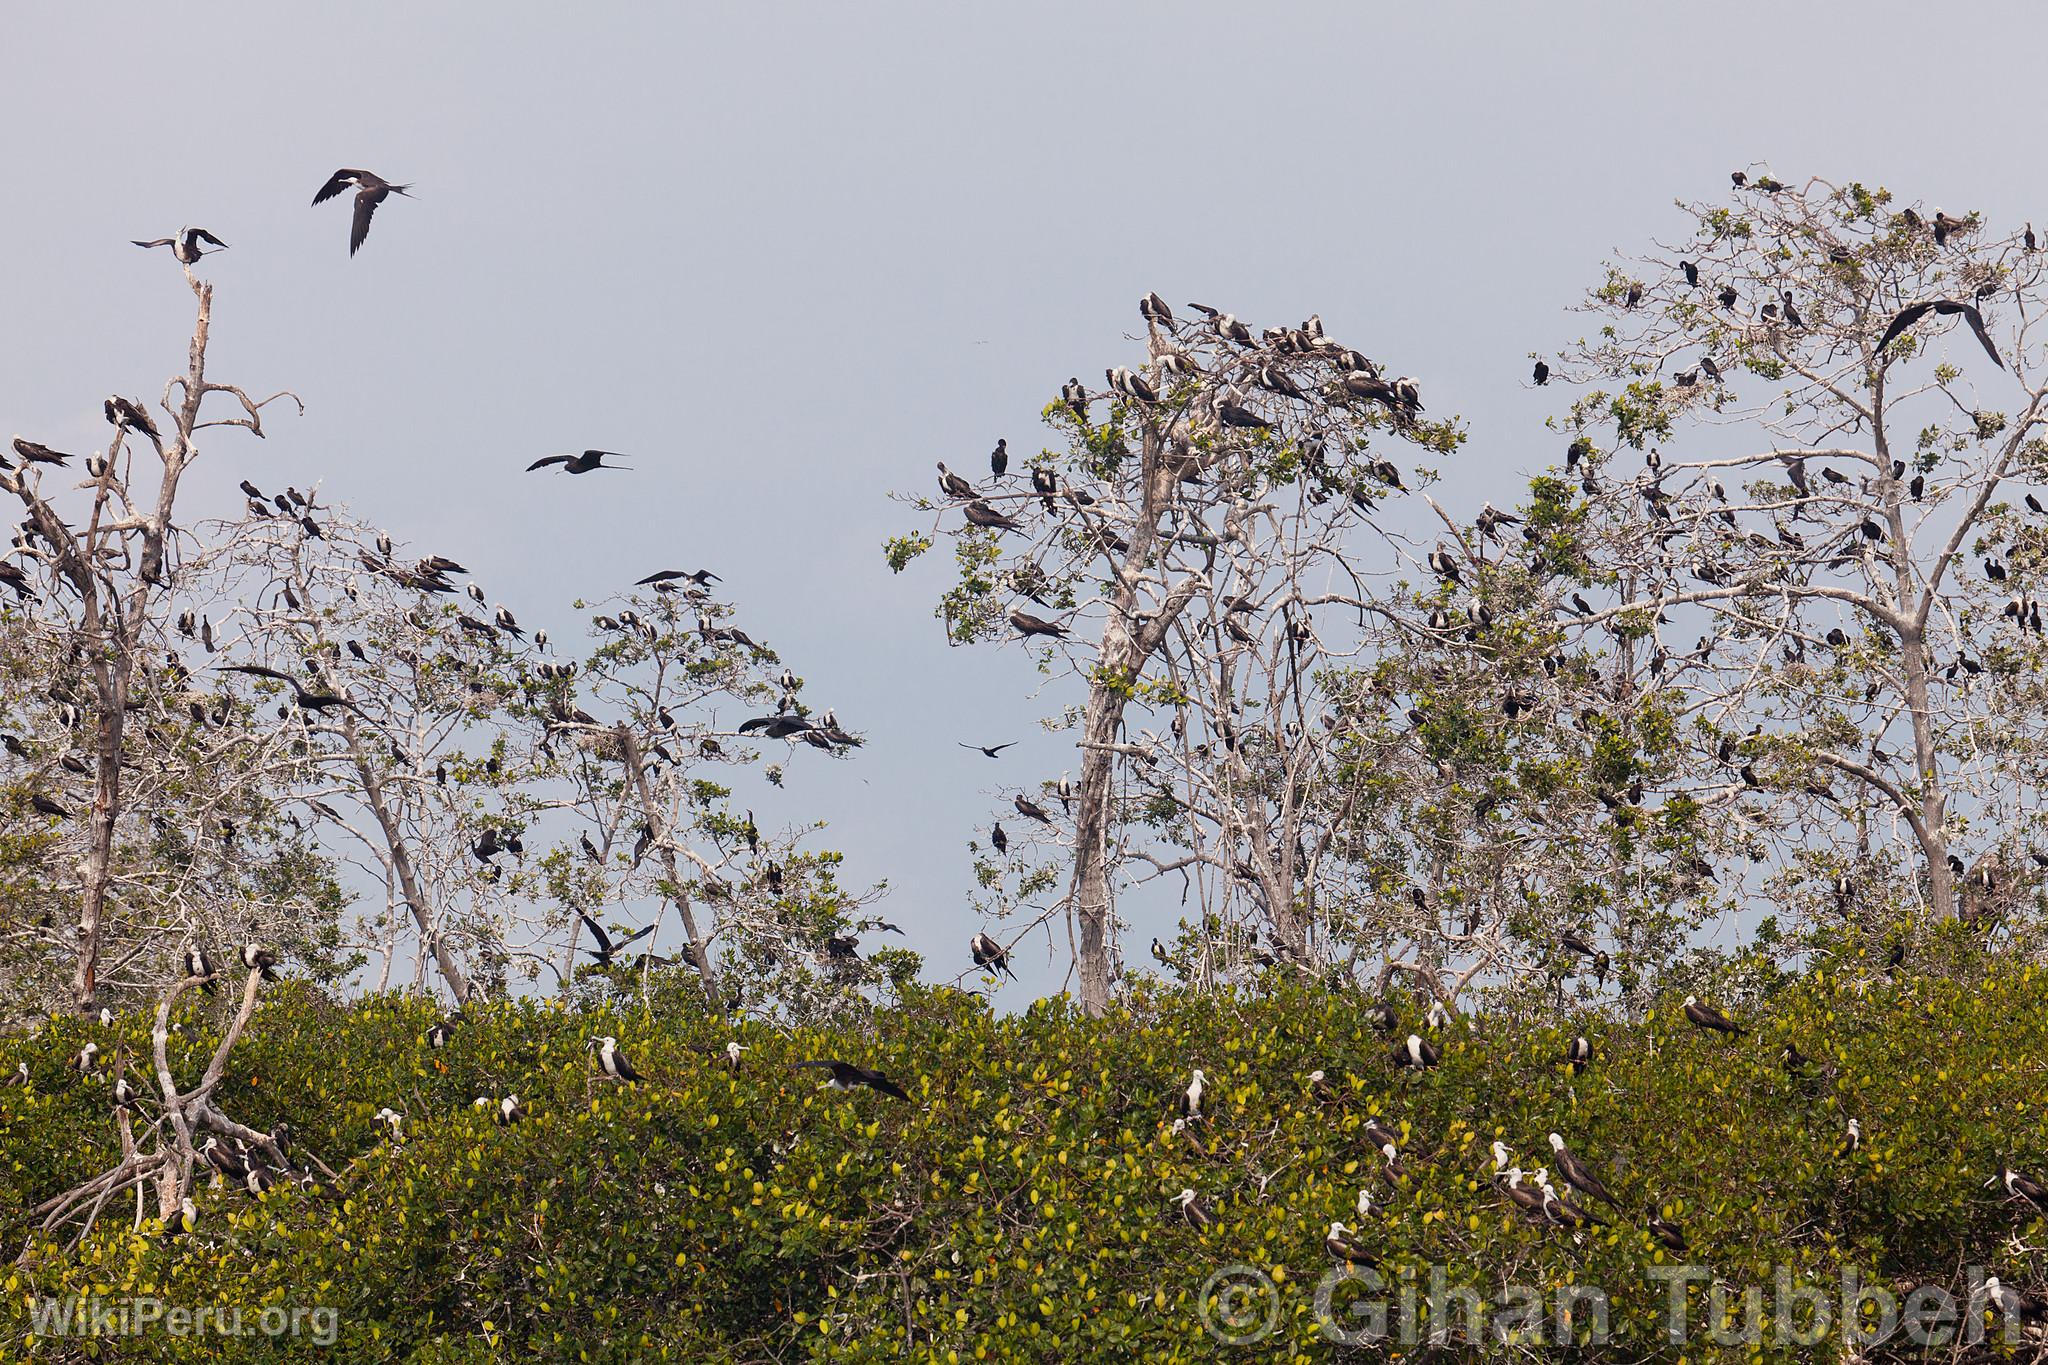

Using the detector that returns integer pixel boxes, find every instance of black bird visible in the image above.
[1682,994,1745,1036]
[29,794,69,820]
[1993,1164,2048,1212]
[104,396,159,437]
[738,713,814,739]
[1392,1033,1440,1070]
[1875,299,2004,370]
[637,568,720,589]
[1008,610,1067,639]
[590,1035,640,1082]
[1548,1133,1619,1208]
[221,664,367,717]
[959,742,1016,758]
[1680,260,1699,288]
[963,501,1022,532]
[1324,1221,1376,1266]
[989,440,1008,478]
[1717,284,1738,309]
[793,1059,911,1100]
[132,227,228,265]
[527,450,629,474]
[968,932,1015,978]
[239,943,279,982]
[311,168,413,256]
[11,438,73,466]
[1013,794,1053,824]
[1647,1207,1689,1253]
[1532,360,1549,385]
[1566,1036,1592,1074]
[989,821,1008,854]
[184,946,217,995]
[576,910,655,967]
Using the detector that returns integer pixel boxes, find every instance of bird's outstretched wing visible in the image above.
[637,570,684,585]
[311,170,362,206]
[222,664,296,685]
[574,910,617,957]
[1875,301,1934,355]
[1957,302,2005,370]
[526,455,572,471]
[856,1066,911,1101]
[132,239,174,249]
[192,229,229,249]
[349,190,381,256]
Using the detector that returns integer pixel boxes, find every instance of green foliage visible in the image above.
[3,971,2045,1361]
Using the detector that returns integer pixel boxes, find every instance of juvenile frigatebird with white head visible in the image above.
[590,1035,641,1082]
[1547,1133,1619,1208]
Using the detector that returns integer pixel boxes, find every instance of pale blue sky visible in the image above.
[6,2,2042,997]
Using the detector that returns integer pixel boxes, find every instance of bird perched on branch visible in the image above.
[968,932,1015,978]
[311,168,412,256]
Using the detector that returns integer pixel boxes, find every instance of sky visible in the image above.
[5,2,2046,1000]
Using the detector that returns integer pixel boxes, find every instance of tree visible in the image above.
[894,299,1459,1012]
[0,270,315,1014]
[1519,173,2048,941]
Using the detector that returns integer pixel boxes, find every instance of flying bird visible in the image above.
[220,664,367,717]
[311,168,413,256]
[575,910,655,967]
[959,742,1016,758]
[132,227,228,265]
[1875,299,2004,370]
[792,1059,911,1100]
[527,450,629,474]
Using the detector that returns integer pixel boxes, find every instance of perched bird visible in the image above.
[527,450,629,474]
[132,227,228,265]
[1980,1276,2048,1327]
[1841,1117,1861,1155]
[792,1059,910,1100]
[427,1021,455,1049]
[1565,1036,1592,1074]
[1173,1188,1211,1230]
[1682,994,1745,1036]
[11,437,73,466]
[311,168,413,255]
[1139,292,1174,326]
[590,1035,641,1082]
[1013,794,1053,824]
[968,932,1015,978]
[1647,1207,1689,1253]
[160,1197,198,1243]
[1008,610,1067,639]
[1992,1164,2048,1212]
[936,462,976,499]
[375,1107,405,1143]
[184,946,217,995]
[989,439,1008,478]
[104,395,159,437]
[1393,1033,1440,1070]
[989,822,1008,854]
[1532,360,1550,385]
[1324,1220,1376,1266]
[962,501,1022,532]
[1548,1133,1619,1208]
[239,943,279,982]
[1179,1068,1205,1120]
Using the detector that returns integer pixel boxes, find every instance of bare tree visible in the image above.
[1,270,302,1013]
[894,299,1459,1012]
